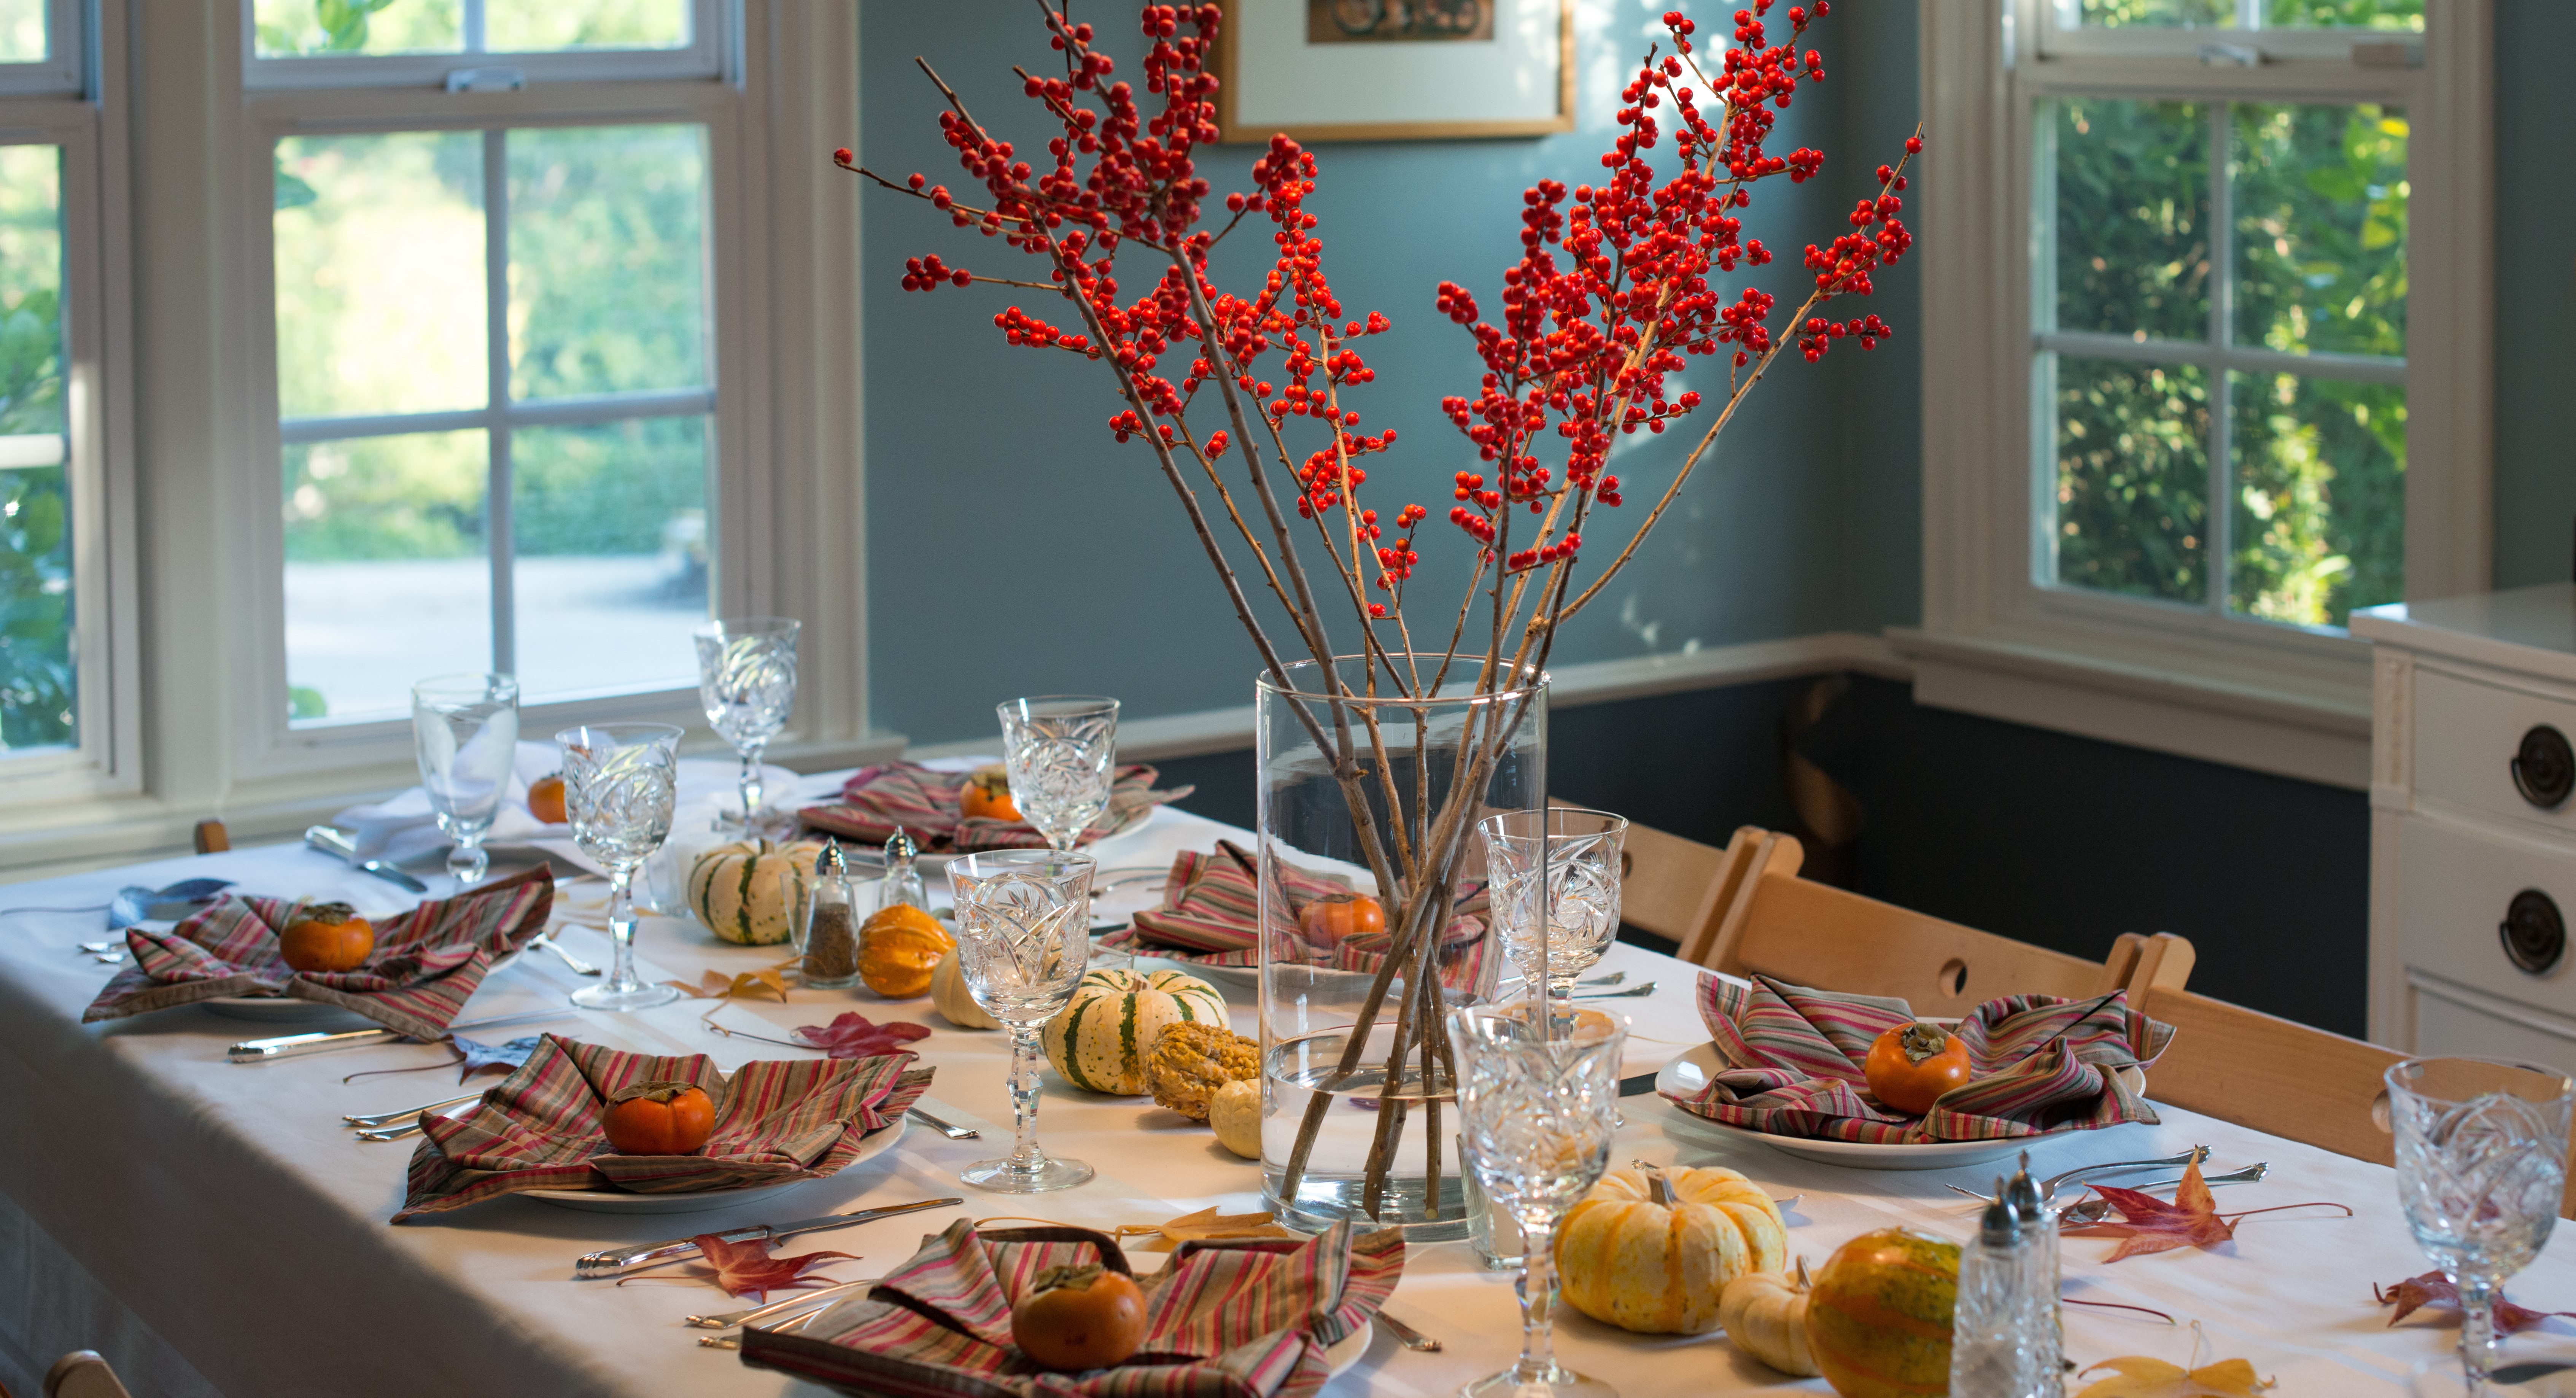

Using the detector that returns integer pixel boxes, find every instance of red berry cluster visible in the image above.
[901,253,973,292]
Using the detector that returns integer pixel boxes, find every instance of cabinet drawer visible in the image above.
[2412,977,2576,1076]
[2414,667,2576,830]
[2397,812,2576,1016]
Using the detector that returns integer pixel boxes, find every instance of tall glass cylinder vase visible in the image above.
[1256,653,1545,1239]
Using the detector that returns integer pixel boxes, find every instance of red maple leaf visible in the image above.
[2063,1161,2350,1263]
[2376,1271,2576,1334]
[793,1012,931,1060]
[690,1233,857,1301]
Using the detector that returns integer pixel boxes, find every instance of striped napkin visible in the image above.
[392,1034,932,1220]
[798,761,1189,852]
[740,1218,1400,1398]
[1099,840,1496,992]
[1665,972,2175,1144]
[79,866,554,1041]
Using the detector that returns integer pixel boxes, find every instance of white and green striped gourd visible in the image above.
[1041,967,1228,1095]
[685,838,824,946]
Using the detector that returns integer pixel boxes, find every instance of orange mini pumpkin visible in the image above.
[280,902,374,973]
[1297,893,1385,950]
[602,1081,717,1155]
[1010,1263,1148,1371]
[526,772,569,825]
[960,764,1021,822]
[860,904,956,998]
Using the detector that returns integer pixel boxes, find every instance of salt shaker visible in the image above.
[879,826,927,913]
[802,841,863,989]
[1949,1153,2064,1398]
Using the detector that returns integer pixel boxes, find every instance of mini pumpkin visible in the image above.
[602,1081,716,1155]
[1208,1078,1263,1159]
[859,904,954,998]
[1555,1163,1789,1334]
[280,902,374,973]
[1041,967,1228,1096]
[960,763,1021,822]
[929,947,1003,1029]
[1719,1261,1821,1378]
[1145,1020,1259,1121]
[685,838,824,946]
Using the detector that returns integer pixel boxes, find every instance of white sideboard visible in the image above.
[2354,584,2576,1069]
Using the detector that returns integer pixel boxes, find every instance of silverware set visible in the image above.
[344,1091,484,1142]
[1940,1145,2272,1223]
[1573,980,1657,1000]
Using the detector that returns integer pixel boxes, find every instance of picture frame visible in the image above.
[1215,0,1574,144]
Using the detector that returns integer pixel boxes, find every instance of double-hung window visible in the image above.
[1913,0,2488,786]
[249,0,744,739]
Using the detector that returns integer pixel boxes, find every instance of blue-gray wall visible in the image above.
[2491,0,2576,590]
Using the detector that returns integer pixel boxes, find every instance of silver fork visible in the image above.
[2054,1162,2270,1224]
[1374,1311,1442,1352]
[527,931,601,977]
[1943,1145,2211,1206]
[345,1092,481,1127]
[687,1278,874,1329]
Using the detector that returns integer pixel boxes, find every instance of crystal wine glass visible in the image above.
[412,673,520,887]
[1480,807,1628,1005]
[947,848,1097,1193]
[558,723,685,1012]
[996,696,1119,852]
[694,617,800,834]
[2390,1056,2576,1396]
[1449,1002,1627,1398]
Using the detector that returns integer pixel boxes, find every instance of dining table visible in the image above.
[3,775,2573,1398]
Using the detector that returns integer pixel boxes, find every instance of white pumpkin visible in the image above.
[1555,1163,1789,1334]
[929,947,1002,1030]
[1208,1078,1262,1159]
[1719,1263,1821,1377]
[685,839,824,945]
[1040,967,1227,1095]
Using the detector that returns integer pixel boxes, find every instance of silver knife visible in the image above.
[572,1196,962,1278]
[304,825,429,894]
[228,1008,573,1063]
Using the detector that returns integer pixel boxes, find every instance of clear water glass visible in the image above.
[558,722,685,1012]
[694,617,800,833]
[1480,807,1627,1004]
[947,848,1097,1193]
[996,696,1119,852]
[412,673,520,887]
[2389,1056,2576,1397]
[1449,1003,1627,1398]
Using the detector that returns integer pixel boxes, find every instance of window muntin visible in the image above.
[0,140,69,752]
[245,0,714,89]
[274,122,714,727]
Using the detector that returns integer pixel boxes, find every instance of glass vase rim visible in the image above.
[1255,653,1547,706]
[2386,1055,2576,1103]
[692,616,802,638]
[412,672,520,702]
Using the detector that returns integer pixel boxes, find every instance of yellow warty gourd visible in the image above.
[1555,1163,1789,1334]
[1145,1021,1259,1120]
[1719,1262,1821,1377]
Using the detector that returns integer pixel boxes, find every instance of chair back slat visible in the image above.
[45,1352,134,1398]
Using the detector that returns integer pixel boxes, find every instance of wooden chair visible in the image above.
[1661,826,2194,1017]
[44,1353,133,1398]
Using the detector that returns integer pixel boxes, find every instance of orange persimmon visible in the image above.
[280,903,374,973]
[1297,893,1385,949]
[1010,1263,1148,1371]
[603,1081,717,1155]
[1862,1021,1972,1116]
[527,772,569,825]
[960,764,1020,822]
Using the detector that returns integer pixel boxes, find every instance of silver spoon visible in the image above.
[527,931,601,977]
[1375,1311,1442,1352]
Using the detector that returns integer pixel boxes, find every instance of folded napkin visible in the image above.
[799,760,1190,852]
[393,1033,932,1220]
[740,1217,1400,1398]
[80,867,554,1040]
[1099,839,1495,992]
[1664,973,2175,1144]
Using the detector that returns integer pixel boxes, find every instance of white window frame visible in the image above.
[1904,0,2490,790]
[0,0,142,807]
[0,0,81,97]
[242,0,722,91]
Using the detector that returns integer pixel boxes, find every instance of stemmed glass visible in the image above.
[947,848,1097,1193]
[2389,1056,2576,1396]
[996,696,1120,851]
[1449,1002,1627,1398]
[558,723,685,1012]
[694,617,800,834]
[412,674,520,887]
[1480,807,1628,1004]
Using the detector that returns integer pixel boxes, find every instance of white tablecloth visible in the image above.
[2,798,2573,1397]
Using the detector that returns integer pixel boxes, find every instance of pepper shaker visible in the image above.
[802,841,863,989]
[1949,1152,2063,1398]
[879,826,926,913]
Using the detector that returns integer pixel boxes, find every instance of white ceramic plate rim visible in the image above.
[1324,1320,1369,1379]
[1652,1041,2077,1170]
[201,946,530,1019]
[521,1114,907,1211]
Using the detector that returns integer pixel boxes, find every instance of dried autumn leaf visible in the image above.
[689,1232,855,1301]
[1116,1206,1298,1253]
[453,1034,543,1081]
[794,1011,932,1060]
[2064,1160,2351,1263]
[2376,1270,2576,1334]
[666,968,790,1004]
[2074,1355,2275,1398]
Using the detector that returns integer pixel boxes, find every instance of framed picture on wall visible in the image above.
[1216,0,1573,143]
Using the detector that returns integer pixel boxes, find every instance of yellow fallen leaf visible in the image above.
[665,968,789,1004]
[2075,1355,2275,1398]
[1114,1207,1298,1252]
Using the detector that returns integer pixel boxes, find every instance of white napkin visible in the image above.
[329,740,806,880]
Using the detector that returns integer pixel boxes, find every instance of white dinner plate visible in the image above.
[200,946,530,1023]
[521,1116,907,1214]
[1652,1042,2064,1172]
[1324,1320,1370,1381]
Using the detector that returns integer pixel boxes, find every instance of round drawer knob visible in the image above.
[2511,725,2575,809]
[2501,889,2566,976]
